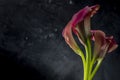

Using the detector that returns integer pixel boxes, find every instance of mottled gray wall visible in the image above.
[0,0,120,80]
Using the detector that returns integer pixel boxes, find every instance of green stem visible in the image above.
[84,38,92,80]
[84,46,88,80]
[77,49,86,72]
[76,48,86,80]
[87,38,92,77]
[90,59,103,80]
[88,56,97,80]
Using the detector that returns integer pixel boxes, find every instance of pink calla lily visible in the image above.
[91,30,118,58]
[62,5,100,53]
[72,5,100,46]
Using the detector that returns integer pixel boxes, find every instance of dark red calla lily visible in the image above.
[62,5,100,53]
[91,30,118,58]
[72,5,100,46]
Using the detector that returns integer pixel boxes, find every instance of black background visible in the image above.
[0,0,120,80]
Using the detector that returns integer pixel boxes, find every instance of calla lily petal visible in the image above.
[106,36,118,53]
[62,21,80,53]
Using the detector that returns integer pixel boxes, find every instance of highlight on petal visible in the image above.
[90,4,100,17]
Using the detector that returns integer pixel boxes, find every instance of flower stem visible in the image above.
[75,47,86,80]
[84,38,92,80]
[90,59,103,80]
[84,46,89,80]
[77,49,86,73]
[88,57,96,80]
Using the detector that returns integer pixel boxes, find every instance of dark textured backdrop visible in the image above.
[0,0,120,80]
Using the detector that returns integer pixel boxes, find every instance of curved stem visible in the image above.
[88,57,96,80]
[77,49,86,70]
[77,49,86,80]
[90,59,103,80]
[73,46,86,68]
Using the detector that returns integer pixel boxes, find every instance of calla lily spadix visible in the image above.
[62,4,118,80]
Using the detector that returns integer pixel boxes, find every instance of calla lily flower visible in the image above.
[62,5,100,53]
[62,4,118,80]
[91,30,118,59]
